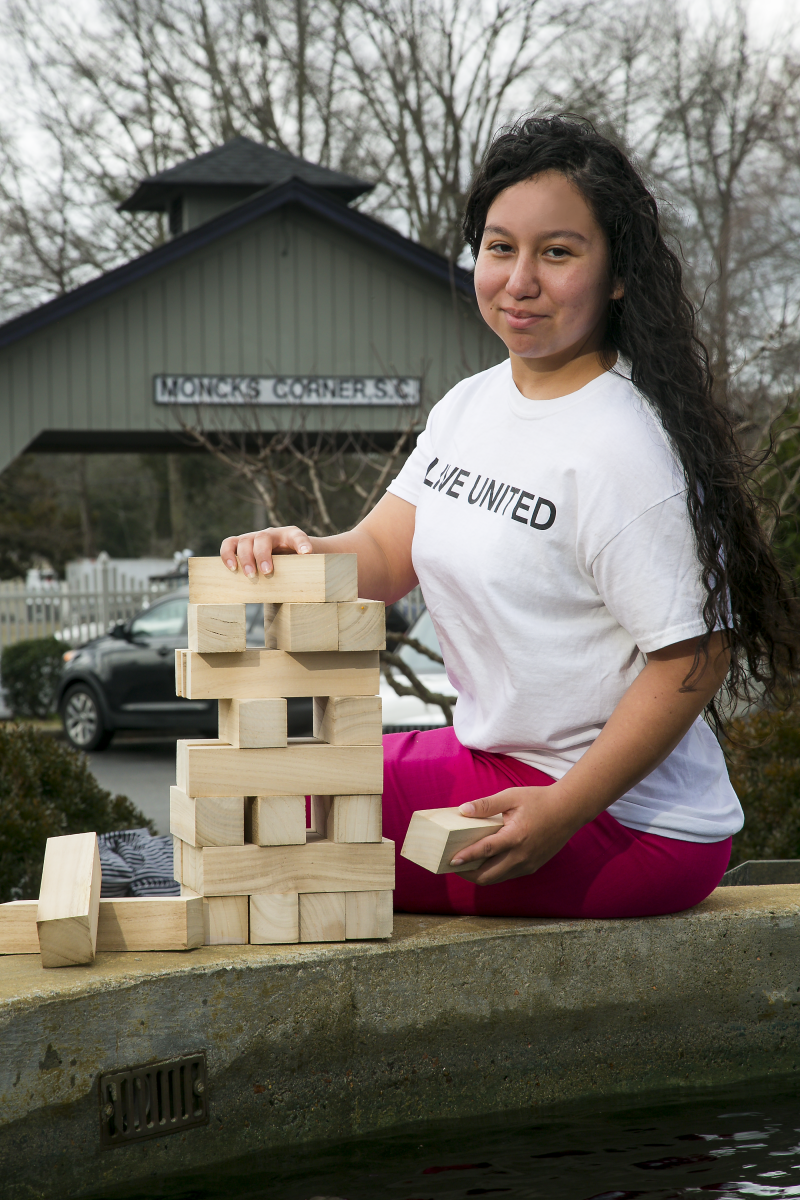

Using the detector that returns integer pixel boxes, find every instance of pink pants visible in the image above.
[381,727,731,919]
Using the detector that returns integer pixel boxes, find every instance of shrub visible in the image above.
[0,723,154,901]
[1,636,65,718]
[725,707,800,868]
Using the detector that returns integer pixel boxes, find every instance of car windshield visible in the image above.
[130,597,187,639]
[396,610,445,674]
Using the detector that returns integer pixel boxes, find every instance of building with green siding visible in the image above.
[0,137,503,475]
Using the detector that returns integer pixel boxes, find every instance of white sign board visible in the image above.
[154,374,420,406]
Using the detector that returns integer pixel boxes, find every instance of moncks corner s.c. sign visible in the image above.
[154,374,421,406]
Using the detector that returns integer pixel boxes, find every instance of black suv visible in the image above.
[56,588,312,751]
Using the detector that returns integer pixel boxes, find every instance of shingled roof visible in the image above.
[120,135,373,211]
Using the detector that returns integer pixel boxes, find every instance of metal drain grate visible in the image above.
[99,1052,208,1147]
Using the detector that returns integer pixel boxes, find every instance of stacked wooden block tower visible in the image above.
[0,552,393,967]
[172,552,394,946]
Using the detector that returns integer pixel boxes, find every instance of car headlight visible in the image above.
[62,650,80,663]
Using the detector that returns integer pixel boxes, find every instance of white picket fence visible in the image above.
[0,566,184,648]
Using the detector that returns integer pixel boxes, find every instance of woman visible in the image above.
[220,116,799,919]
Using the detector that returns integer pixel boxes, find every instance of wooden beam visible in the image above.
[188,603,246,653]
[400,808,504,874]
[182,741,383,798]
[176,739,230,793]
[37,833,101,968]
[175,649,187,697]
[170,786,245,847]
[326,795,382,843]
[250,893,299,944]
[173,834,395,896]
[313,696,382,746]
[245,795,306,846]
[218,697,287,748]
[2,897,204,954]
[184,648,380,701]
[96,897,204,951]
[203,896,249,945]
[345,891,393,939]
[337,600,386,651]
[188,554,357,604]
[309,794,331,835]
[299,892,346,942]
[265,602,339,652]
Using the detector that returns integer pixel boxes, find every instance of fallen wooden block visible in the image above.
[183,648,380,701]
[250,893,299,944]
[96,897,204,951]
[188,603,246,653]
[345,890,393,939]
[218,696,288,748]
[169,786,244,847]
[313,695,382,746]
[326,794,382,843]
[175,834,395,896]
[1,897,204,954]
[203,896,249,945]
[265,601,339,651]
[182,740,383,798]
[299,892,346,942]
[245,795,306,846]
[37,832,102,968]
[337,600,386,651]
[400,808,504,874]
[0,901,40,953]
[189,554,358,604]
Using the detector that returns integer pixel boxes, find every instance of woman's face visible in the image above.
[473,171,621,367]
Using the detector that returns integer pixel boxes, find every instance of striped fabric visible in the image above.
[98,829,180,897]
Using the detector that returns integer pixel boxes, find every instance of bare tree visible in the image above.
[551,0,800,421]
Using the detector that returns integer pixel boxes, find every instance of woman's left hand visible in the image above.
[450,783,580,885]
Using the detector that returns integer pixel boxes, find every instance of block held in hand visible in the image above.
[400,808,504,875]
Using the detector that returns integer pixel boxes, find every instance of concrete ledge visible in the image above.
[1,885,799,1199]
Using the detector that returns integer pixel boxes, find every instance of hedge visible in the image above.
[1,636,65,718]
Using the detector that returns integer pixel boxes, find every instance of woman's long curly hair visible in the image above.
[462,114,800,732]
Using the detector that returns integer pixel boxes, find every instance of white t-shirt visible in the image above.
[387,360,743,843]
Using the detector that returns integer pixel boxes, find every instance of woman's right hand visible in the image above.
[219,526,315,577]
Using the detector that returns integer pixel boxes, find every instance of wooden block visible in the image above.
[246,795,306,845]
[299,892,346,942]
[250,893,299,944]
[184,649,379,701]
[170,786,244,847]
[175,649,187,697]
[176,738,230,792]
[176,835,395,896]
[188,603,246,653]
[327,795,382,843]
[219,697,287,748]
[337,600,386,651]
[183,741,383,798]
[1,898,205,953]
[0,901,39,953]
[313,696,382,746]
[265,602,339,652]
[400,808,504,874]
[188,554,357,604]
[345,891,393,939]
[173,834,183,883]
[309,794,332,834]
[37,833,102,968]
[203,896,249,945]
[96,897,204,951]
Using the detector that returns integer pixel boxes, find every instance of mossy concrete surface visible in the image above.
[1,885,799,1199]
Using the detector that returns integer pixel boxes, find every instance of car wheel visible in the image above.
[61,686,113,752]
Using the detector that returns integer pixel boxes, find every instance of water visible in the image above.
[89,1079,800,1200]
